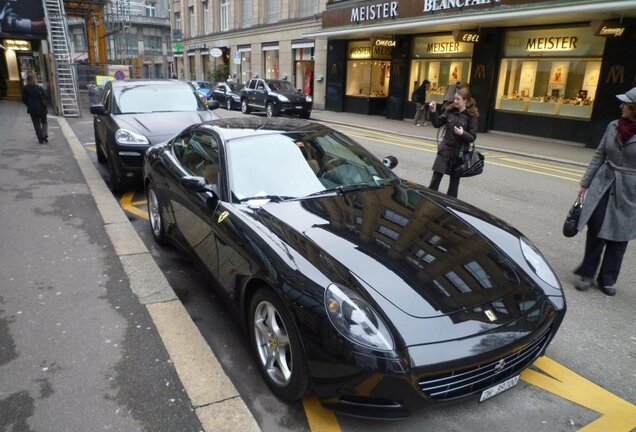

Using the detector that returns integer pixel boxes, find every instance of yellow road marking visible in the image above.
[522,356,636,432]
[499,157,586,174]
[302,397,342,432]
[488,161,580,182]
[119,190,149,220]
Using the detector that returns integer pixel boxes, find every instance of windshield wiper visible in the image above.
[305,182,393,198]
[239,194,295,203]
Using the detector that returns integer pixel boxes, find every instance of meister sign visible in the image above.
[350,1,398,22]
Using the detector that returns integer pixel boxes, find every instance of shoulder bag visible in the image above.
[452,141,485,177]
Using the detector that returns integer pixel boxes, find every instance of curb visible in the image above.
[311,115,590,168]
[56,116,261,432]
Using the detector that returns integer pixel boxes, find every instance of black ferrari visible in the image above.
[143,117,565,418]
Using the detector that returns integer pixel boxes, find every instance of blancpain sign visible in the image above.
[424,0,501,12]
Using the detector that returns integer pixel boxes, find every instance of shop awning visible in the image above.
[304,0,636,38]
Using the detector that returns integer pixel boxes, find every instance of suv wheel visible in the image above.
[266,102,276,118]
[241,99,251,114]
[226,98,232,110]
[95,136,107,164]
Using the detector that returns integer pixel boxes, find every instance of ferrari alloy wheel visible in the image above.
[147,184,166,244]
[249,289,309,400]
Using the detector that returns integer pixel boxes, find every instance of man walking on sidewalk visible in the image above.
[412,80,430,126]
[22,73,48,144]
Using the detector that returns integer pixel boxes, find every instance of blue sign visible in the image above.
[114,70,126,80]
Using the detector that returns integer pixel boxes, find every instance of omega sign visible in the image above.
[350,1,398,22]
[424,0,501,12]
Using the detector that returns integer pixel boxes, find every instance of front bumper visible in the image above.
[110,143,150,179]
[308,308,563,419]
[278,101,312,114]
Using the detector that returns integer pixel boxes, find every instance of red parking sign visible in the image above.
[114,70,126,80]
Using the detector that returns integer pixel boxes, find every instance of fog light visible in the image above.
[126,172,135,178]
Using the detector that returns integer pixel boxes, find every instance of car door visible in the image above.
[254,79,267,108]
[170,130,224,279]
[94,83,112,153]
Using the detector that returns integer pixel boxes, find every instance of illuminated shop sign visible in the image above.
[595,21,628,37]
[350,1,398,22]
[526,36,578,52]
[453,30,481,43]
[424,0,501,13]
[349,39,395,59]
[186,43,207,51]
[4,39,32,50]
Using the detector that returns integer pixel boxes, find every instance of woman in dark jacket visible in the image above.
[428,87,479,197]
[22,73,48,144]
[574,87,636,296]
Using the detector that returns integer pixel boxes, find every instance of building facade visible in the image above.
[309,0,636,147]
[171,0,328,108]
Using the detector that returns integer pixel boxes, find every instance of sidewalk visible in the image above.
[0,100,258,432]
[311,109,596,167]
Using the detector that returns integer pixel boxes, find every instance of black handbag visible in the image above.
[452,142,484,177]
[562,196,583,238]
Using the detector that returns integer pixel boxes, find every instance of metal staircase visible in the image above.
[43,0,80,117]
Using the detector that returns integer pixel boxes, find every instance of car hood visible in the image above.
[116,111,218,141]
[251,183,549,322]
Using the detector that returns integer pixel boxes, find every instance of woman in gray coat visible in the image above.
[574,87,636,296]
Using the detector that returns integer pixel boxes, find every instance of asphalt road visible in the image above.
[66,107,636,432]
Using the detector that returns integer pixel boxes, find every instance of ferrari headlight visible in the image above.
[520,237,560,288]
[276,94,289,102]
[324,284,394,351]
[306,96,312,103]
[115,128,150,146]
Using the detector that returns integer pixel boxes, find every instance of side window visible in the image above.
[172,132,191,162]
[102,86,111,111]
[248,80,256,89]
[178,132,220,187]
[256,80,265,90]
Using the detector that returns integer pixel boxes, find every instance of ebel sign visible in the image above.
[424,0,501,12]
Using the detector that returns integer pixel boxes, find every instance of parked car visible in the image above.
[211,82,244,111]
[143,117,566,418]
[240,78,312,118]
[90,79,220,192]
[189,80,213,99]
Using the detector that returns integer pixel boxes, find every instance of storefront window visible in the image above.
[294,47,314,96]
[346,40,392,98]
[495,26,605,119]
[238,49,252,83]
[188,55,196,79]
[264,49,279,79]
[409,35,473,103]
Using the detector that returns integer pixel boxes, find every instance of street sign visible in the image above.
[233,50,241,65]
[114,70,126,80]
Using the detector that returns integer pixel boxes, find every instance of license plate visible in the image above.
[295,105,303,109]
[479,375,519,402]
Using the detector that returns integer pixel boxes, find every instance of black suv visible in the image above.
[240,78,312,119]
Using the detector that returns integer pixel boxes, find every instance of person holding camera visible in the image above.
[428,87,479,198]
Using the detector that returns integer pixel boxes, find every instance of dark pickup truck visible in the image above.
[240,78,312,119]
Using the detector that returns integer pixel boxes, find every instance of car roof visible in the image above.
[198,117,331,141]
[109,79,190,88]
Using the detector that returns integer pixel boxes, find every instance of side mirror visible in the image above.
[180,175,212,193]
[382,156,398,169]
[208,99,220,110]
[90,104,106,115]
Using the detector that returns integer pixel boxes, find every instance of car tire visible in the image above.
[107,153,125,194]
[249,288,310,401]
[95,135,107,164]
[300,111,311,119]
[241,99,251,114]
[226,98,232,111]
[266,102,276,118]
[146,183,167,245]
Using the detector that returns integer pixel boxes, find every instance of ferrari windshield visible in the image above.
[227,130,398,201]
[113,84,205,114]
